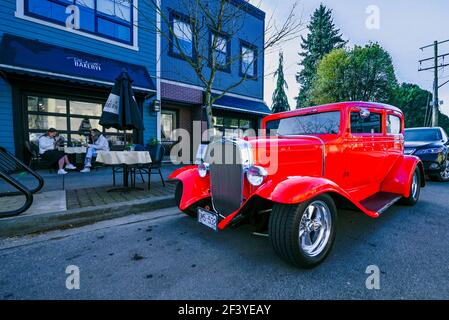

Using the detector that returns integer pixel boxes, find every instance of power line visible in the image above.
[418,40,449,127]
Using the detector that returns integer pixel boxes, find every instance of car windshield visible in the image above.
[404,129,441,142]
[266,111,340,136]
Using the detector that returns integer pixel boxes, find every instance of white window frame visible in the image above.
[15,0,139,51]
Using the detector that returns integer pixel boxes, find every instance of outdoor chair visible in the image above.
[130,143,166,189]
[24,141,56,172]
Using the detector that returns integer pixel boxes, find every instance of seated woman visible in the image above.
[80,129,110,173]
[38,128,76,175]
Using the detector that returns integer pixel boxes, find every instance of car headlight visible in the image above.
[198,162,209,178]
[404,148,416,155]
[246,166,268,186]
[415,147,445,155]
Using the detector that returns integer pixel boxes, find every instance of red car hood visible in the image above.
[247,136,324,177]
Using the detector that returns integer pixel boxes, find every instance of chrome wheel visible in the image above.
[411,171,419,200]
[298,200,332,257]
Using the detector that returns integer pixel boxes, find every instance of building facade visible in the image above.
[159,0,270,160]
[0,0,158,160]
[0,0,269,163]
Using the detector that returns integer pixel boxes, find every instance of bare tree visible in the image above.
[135,0,302,136]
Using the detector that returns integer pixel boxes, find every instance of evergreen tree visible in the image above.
[271,52,290,113]
[296,4,346,108]
[310,43,398,105]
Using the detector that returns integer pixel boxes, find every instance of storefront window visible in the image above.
[24,0,134,44]
[239,119,250,129]
[28,114,68,131]
[212,115,254,137]
[69,100,102,117]
[70,118,101,132]
[27,97,66,113]
[26,94,134,147]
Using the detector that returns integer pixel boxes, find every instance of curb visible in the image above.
[0,195,175,239]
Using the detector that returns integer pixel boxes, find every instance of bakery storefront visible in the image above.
[0,34,156,161]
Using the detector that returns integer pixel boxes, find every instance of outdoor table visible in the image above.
[96,151,152,191]
[60,147,87,154]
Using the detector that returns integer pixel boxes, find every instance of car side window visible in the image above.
[441,129,449,142]
[350,112,382,134]
[386,115,401,134]
[265,120,280,136]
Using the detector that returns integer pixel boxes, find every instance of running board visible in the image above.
[360,192,402,215]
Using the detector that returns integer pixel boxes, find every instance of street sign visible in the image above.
[429,100,444,106]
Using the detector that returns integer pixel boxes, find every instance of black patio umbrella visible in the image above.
[100,71,144,191]
[100,71,144,131]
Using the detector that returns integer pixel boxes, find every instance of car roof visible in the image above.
[404,127,442,131]
[265,101,403,121]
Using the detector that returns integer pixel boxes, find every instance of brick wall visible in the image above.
[161,82,203,105]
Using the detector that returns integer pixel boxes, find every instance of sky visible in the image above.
[253,0,449,116]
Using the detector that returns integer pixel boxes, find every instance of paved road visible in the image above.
[1,181,449,300]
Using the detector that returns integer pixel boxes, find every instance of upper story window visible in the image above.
[350,111,382,134]
[24,0,134,45]
[170,11,193,58]
[210,33,230,71]
[240,41,257,79]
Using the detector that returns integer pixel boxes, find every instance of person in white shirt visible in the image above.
[38,128,76,175]
[80,129,110,173]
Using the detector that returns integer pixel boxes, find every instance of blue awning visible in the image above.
[213,95,271,116]
[0,34,156,93]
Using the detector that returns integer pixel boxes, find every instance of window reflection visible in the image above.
[26,95,135,146]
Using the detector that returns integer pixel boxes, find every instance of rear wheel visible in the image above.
[429,159,449,182]
[269,194,337,268]
[400,168,421,206]
[175,182,197,218]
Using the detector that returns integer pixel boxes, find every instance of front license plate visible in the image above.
[197,208,218,231]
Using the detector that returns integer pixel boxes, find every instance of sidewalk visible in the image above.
[0,164,181,238]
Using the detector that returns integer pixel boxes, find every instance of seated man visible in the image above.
[80,129,110,173]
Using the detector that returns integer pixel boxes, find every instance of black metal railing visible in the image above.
[0,147,44,218]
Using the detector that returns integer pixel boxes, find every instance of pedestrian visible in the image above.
[38,128,76,175]
[80,129,110,173]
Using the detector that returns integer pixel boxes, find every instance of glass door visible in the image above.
[161,110,178,161]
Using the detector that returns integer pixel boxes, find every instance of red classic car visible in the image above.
[169,102,425,268]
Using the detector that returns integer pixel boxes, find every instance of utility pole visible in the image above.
[433,41,439,126]
[419,39,449,127]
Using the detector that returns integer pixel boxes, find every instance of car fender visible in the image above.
[381,155,425,197]
[250,175,380,218]
[168,166,210,211]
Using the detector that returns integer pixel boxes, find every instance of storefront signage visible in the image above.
[103,94,120,115]
[67,57,102,71]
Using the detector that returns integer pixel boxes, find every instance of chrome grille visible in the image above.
[209,140,245,216]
